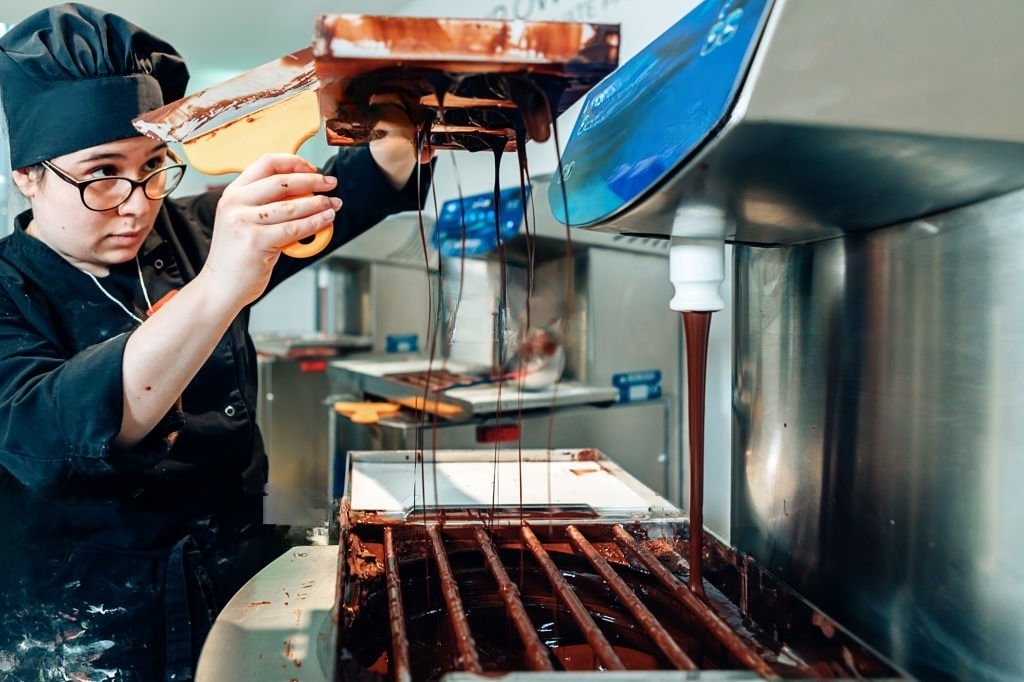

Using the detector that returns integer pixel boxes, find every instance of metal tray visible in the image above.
[342,448,680,523]
[329,356,618,419]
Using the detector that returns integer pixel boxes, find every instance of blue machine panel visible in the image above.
[433,185,532,258]
[548,0,771,228]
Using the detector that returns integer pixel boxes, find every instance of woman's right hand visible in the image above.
[202,153,341,311]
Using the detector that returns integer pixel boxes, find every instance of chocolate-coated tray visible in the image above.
[312,14,620,152]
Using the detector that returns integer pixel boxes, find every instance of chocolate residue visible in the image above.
[647,538,689,574]
[134,48,316,142]
[312,15,619,152]
[333,522,906,681]
[346,534,384,581]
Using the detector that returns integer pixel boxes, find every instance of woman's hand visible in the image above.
[201,153,342,310]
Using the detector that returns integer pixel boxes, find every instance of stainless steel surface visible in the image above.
[441,256,527,374]
[575,0,1024,245]
[331,399,671,501]
[257,353,337,528]
[196,545,337,682]
[255,332,372,527]
[584,246,690,510]
[732,188,1024,681]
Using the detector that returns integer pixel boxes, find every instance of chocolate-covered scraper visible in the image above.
[133,49,330,258]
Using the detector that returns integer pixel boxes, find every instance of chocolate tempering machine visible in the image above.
[188,2,1024,680]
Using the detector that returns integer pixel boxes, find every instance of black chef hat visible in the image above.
[0,3,189,169]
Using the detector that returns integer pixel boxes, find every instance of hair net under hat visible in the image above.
[0,3,189,169]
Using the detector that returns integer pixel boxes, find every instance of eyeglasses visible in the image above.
[41,149,187,212]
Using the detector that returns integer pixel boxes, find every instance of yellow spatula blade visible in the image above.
[182,88,332,259]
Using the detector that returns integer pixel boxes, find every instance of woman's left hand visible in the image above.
[204,154,341,308]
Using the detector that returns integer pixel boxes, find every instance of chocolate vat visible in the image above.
[331,449,907,681]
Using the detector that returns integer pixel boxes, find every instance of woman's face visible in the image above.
[12,137,174,276]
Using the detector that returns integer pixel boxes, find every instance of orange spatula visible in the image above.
[133,48,332,258]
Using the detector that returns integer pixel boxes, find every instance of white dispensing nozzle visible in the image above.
[669,204,728,312]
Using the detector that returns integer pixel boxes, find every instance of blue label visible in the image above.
[432,185,532,257]
[549,0,771,227]
[612,370,663,403]
[385,334,419,354]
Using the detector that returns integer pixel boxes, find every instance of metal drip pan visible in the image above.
[329,357,618,418]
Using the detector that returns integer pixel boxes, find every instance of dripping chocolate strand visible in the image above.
[682,310,711,599]
[412,124,431,526]
[412,121,445,528]
[487,134,508,529]
[513,121,532,534]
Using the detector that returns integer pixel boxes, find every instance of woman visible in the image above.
[0,4,432,679]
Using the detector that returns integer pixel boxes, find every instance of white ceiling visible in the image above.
[1,1,411,89]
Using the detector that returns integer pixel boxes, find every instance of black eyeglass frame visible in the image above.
[40,149,188,212]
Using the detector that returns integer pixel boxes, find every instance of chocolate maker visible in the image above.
[201,2,1024,680]
[320,6,907,682]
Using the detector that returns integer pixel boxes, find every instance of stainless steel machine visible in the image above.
[552,1,1024,680]
[329,448,903,680]
[256,333,371,529]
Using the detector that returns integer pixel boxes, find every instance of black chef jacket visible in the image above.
[0,146,431,680]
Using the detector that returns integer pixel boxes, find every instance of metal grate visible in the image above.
[336,518,908,681]
[370,522,778,679]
